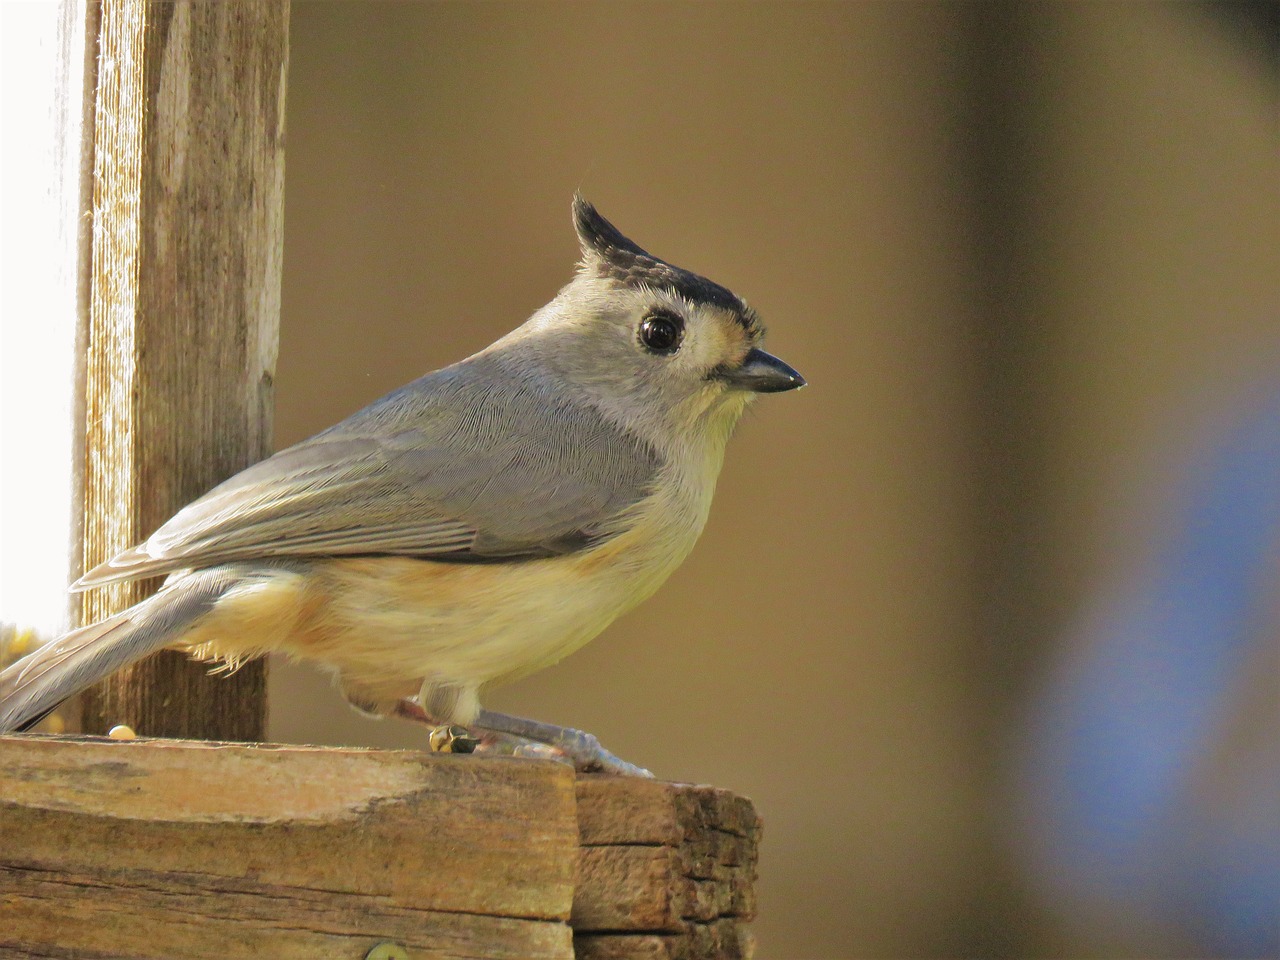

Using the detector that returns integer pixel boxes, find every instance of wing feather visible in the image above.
[78,357,660,588]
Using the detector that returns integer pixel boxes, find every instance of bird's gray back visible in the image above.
[334,353,662,553]
[81,352,663,584]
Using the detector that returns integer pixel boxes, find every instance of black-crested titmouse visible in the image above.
[0,197,804,775]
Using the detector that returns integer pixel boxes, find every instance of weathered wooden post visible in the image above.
[78,0,288,740]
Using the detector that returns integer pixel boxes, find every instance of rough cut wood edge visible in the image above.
[574,922,756,960]
[0,735,577,960]
[79,0,288,740]
[577,777,763,846]
[571,777,761,959]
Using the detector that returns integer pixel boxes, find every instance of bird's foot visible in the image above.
[393,699,651,776]
[472,709,653,777]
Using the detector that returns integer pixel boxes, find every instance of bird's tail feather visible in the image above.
[0,569,237,733]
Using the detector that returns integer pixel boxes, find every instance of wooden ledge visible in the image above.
[0,735,760,960]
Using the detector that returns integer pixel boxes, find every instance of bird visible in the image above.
[0,196,805,775]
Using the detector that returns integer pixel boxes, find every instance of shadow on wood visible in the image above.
[0,735,759,960]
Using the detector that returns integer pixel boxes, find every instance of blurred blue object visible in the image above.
[1021,388,1280,957]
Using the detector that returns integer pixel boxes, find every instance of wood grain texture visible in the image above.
[0,736,577,959]
[574,922,755,960]
[573,778,761,960]
[79,0,288,740]
[0,739,762,959]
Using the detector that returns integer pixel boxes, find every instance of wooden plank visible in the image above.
[0,735,577,959]
[79,0,289,740]
[576,778,762,846]
[572,779,761,960]
[0,738,763,959]
[574,846,758,932]
[574,922,755,960]
[2,870,569,960]
[576,845,684,931]
[577,775,684,846]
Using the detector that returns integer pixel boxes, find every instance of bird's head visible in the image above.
[508,197,804,454]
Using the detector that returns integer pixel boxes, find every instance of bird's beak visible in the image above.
[719,347,806,393]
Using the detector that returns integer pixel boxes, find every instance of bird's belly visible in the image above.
[176,469,712,716]
[312,551,653,690]
[180,512,697,708]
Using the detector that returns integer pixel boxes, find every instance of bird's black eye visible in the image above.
[639,310,684,355]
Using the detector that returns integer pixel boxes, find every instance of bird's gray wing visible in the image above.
[78,360,661,587]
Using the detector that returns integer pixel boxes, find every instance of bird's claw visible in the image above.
[579,747,653,778]
[473,728,652,777]
[562,730,653,777]
[404,701,652,776]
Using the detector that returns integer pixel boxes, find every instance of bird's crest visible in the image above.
[572,195,760,337]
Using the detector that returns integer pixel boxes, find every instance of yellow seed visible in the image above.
[44,713,66,735]
[108,724,136,740]
[365,943,409,960]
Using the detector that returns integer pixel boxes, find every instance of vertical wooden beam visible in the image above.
[79,0,289,740]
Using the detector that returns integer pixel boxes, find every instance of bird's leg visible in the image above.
[392,700,651,776]
[472,709,653,777]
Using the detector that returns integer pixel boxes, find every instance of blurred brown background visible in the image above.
[267,3,1278,957]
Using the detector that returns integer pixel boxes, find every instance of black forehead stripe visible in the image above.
[574,196,759,331]
[598,255,745,314]
[598,255,760,334]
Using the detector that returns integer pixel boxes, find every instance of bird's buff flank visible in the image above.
[0,197,805,775]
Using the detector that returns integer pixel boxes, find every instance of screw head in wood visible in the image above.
[365,942,409,960]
